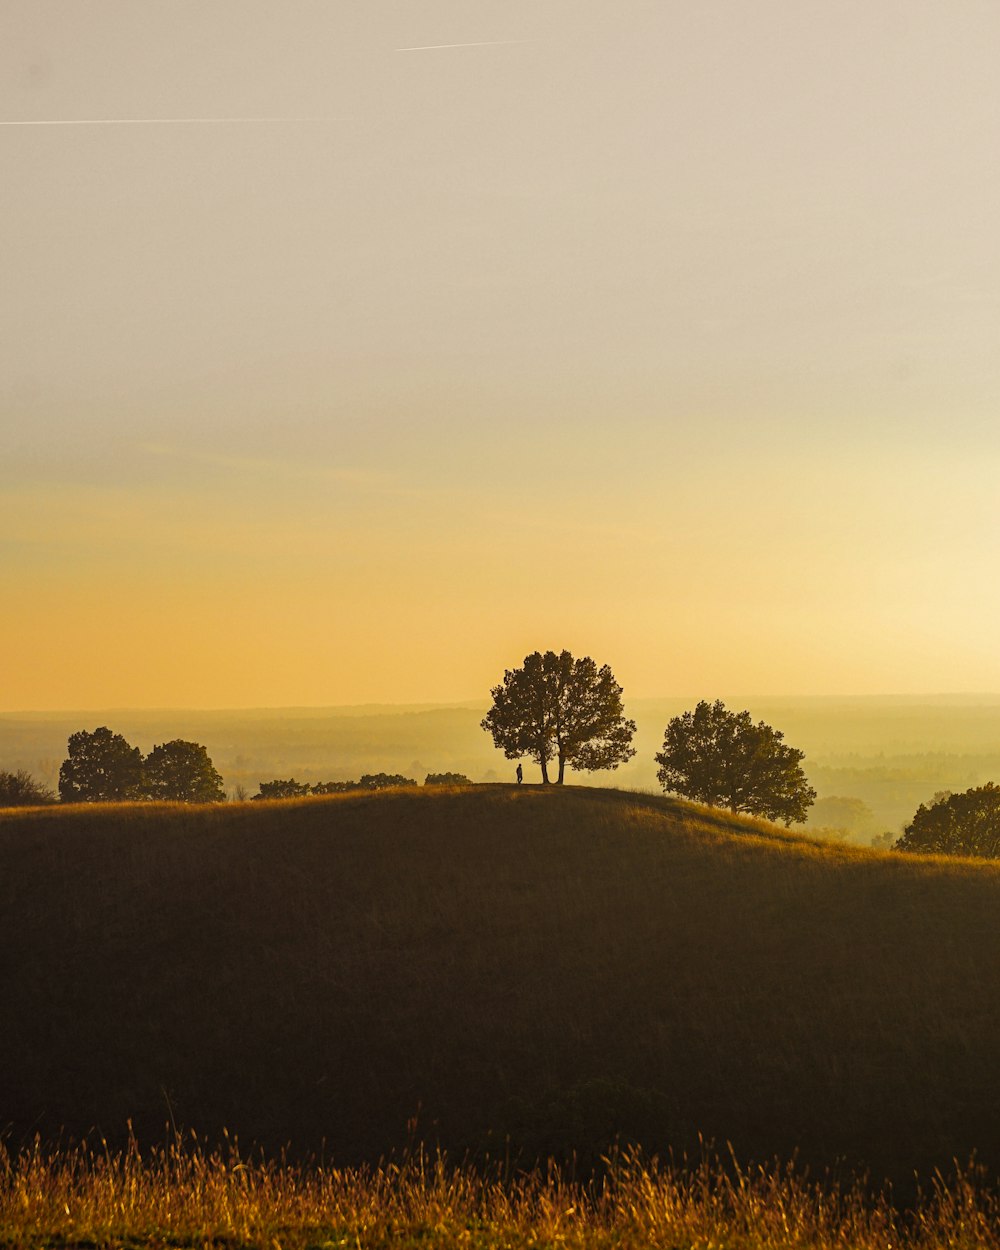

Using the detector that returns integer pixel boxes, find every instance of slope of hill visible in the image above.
[2,786,999,1187]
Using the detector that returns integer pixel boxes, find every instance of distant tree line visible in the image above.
[0,726,480,810]
[253,774,416,800]
[0,725,480,810]
[252,772,473,800]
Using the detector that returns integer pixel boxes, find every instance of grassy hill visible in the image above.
[3,785,999,1189]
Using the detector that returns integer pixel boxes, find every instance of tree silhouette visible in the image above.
[58,727,144,803]
[655,700,815,825]
[896,783,1000,858]
[143,739,226,803]
[359,773,417,789]
[0,769,55,806]
[482,649,636,785]
[253,779,311,800]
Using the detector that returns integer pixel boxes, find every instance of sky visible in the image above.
[2,1,999,710]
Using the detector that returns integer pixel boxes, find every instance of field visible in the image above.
[4,785,1000,1244]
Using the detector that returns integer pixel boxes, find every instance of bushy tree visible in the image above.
[655,700,815,826]
[143,739,226,803]
[0,769,56,806]
[311,780,361,794]
[896,783,1000,858]
[359,773,417,789]
[253,779,311,800]
[59,727,145,803]
[482,649,636,784]
[424,772,473,786]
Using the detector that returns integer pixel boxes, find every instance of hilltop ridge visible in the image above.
[8,695,1000,830]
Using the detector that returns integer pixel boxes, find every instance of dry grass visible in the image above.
[3,1135,1000,1250]
[3,785,1000,1193]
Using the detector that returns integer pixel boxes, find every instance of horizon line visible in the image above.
[0,116,335,127]
[4,692,1000,717]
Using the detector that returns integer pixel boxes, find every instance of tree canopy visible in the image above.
[481,649,636,784]
[655,700,815,825]
[424,772,473,786]
[263,776,419,798]
[143,739,226,803]
[359,773,417,789]
[58,727,145,803]
[895,783,1000,858]
[58,728,226,804]
[254,779,312,800]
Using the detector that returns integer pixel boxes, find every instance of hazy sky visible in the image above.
[3,1,999,709]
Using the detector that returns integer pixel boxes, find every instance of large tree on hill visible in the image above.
[143,739,226,803]
[58,727,145,803]
[655,700,815,825]
[482,649,636,785]
[895,783,1000,858]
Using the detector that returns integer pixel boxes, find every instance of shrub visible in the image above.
[0,769,56,807]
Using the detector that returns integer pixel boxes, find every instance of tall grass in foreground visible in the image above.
[2,1137,999,1250]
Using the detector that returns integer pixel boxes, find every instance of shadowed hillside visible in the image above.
[3,786,999,1187]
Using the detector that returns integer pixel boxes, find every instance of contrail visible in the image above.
[395,39,529,52]
[0,116,332,127]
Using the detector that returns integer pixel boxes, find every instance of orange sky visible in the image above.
[3,2,999,709]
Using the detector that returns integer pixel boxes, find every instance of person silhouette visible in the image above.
[516,763,523,785]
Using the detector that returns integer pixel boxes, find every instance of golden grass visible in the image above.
[3,1136,999,1250]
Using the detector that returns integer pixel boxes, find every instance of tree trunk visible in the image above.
[540,758,550,784]
[557,755,566,784]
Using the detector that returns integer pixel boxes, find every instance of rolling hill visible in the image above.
[2,785,999,1188]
